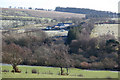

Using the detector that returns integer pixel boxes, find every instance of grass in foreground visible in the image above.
[2,65,118,78]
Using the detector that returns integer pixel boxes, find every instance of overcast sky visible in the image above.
[0,0,119,12]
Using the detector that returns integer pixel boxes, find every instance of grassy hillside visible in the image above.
[1,8,86,19]
[2,65,118,78]
[1,8,85,29]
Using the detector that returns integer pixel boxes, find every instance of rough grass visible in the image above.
[2,65,118,78]
[91,24,118,39]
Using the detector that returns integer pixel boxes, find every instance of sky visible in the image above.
[0,0,120,13]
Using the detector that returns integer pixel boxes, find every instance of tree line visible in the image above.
[55,7,118,18]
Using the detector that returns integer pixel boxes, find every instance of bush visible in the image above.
[32,69,37,74]
[80,62,90,69]
[2,70,9,72]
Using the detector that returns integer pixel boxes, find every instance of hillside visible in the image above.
[1,8,86,19]
[55,7,118,18]
[1,8,86,29]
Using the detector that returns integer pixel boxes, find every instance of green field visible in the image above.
[45,30,68,37]
[2,65,118,78]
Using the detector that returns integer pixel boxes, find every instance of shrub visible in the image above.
[80,62,90,69]
[32,69,37,74]
[2,70,9,72]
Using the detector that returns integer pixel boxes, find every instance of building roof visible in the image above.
[57,23,72,26]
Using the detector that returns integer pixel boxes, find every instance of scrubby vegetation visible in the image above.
[2,23,119,72]
[67,26,119,70]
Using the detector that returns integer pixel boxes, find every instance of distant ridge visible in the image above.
[55,7,118,18]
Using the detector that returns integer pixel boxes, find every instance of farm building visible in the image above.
[17,29,25,33]
[55,23,72,29]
